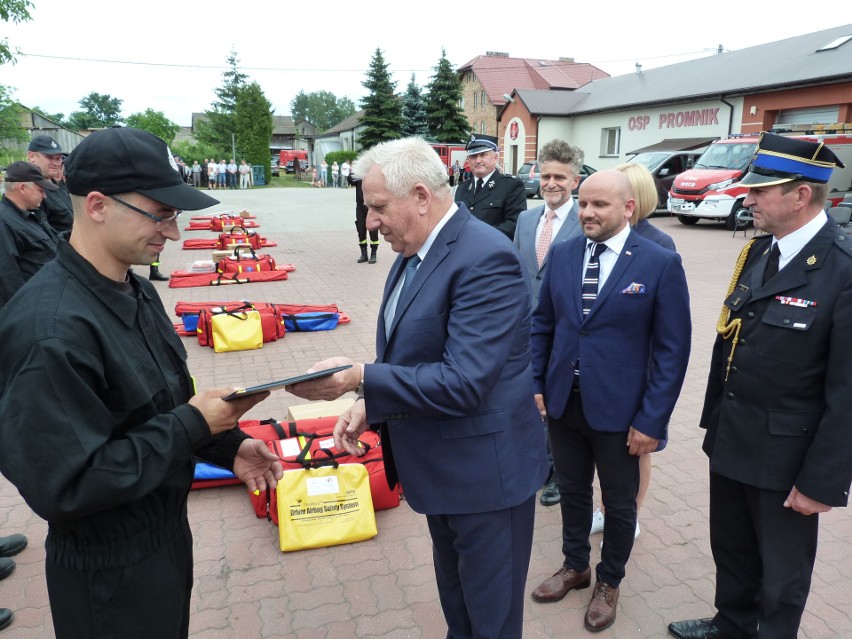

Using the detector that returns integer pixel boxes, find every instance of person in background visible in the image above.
[0,532,28,632]
[331,161,340,187]
[341,160,351,188]
[349,172,379,264]
[191,160,201,188]
[207,158,218,190]
[27,134,74,234]
[454,134,526,239]
[239,160,250,189]
[0,161,60,309]
[513,139,585,508]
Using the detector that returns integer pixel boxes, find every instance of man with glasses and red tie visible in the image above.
[530,169,691,632]
[454,134,527,239]
[0,127,283,639]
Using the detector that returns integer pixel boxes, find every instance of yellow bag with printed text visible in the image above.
[276,459,377,552]
[210,308,263,353]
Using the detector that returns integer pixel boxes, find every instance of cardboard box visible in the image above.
[287,398,355,421]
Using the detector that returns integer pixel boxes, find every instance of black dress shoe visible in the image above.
[539,475,560,506]
[0,534,27,558]
[668,618,725,639]
[0,608,13,632]
[0,559,14,581]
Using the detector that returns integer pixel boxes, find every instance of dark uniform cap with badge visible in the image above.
[3,161,59,191]
[64,127,219,211]
[28,134,64,156]
[465,134,499,157]
[740,131,845,187]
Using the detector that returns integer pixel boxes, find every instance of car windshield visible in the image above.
[629,153,669,172]
[694,142,757,171]
[518,163,535,178]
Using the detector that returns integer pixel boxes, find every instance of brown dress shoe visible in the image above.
[584,581,619,632]
[531,565,591,602]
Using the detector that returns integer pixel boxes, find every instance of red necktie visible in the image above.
[536,210,556,268]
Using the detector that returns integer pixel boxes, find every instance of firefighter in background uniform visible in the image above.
[26,135,74,234]
[453,134,527,240]
[349,173,379,264]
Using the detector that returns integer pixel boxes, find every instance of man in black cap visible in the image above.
[669,132,852,639]
[0,161,60,308]
[0,127,283,639]
[454,134,527,239]
[26,134,74,234]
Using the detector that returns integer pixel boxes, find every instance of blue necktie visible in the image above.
[397,255,421,305]
[582,242,607,316]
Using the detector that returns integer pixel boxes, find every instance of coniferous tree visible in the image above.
[359,48,402,149]
[196,50,248,153]
[234,82,274,182]
[425,49,469,143]
[401,74,428,138]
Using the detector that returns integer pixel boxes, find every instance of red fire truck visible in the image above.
[669,128,852,230]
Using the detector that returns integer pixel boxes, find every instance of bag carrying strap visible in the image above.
[210,273,249,286]
[259,418,289,439]
[232,245,259,260]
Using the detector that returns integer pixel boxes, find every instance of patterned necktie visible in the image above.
[536,210,556,268]
[582,242,607,316]
[474,178,483,196]
[763,242,780,284]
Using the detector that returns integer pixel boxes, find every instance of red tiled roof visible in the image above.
[457,55,609,105]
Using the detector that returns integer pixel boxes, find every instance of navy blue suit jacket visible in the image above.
[363,204,549,515]
[531,230,691,440]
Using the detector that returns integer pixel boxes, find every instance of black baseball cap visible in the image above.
[64,127,219,211]
[4,161,59,191]
[28,134,65,155]
[739,132,845,187]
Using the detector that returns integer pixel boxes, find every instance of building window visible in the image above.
[601,127,621,156]
[473,92,478,108]
[481,90,487,106]
[481,121,486,134]
[459,96,464,109]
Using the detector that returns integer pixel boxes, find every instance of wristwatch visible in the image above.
[356,376,365,399]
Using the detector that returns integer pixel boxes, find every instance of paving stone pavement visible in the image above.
[1,187,849,638]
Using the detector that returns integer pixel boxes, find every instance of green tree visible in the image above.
[67,92,123,130]
[234,81,273,183]
[359,48,402,150]
[0,84,26,158]
[401,74,428,138]
[290,90,356,132]
[171,139,221,167]
[425,49,469,143]
[0,0,32,65]
[195,49,247,153]
[125,109,180,144]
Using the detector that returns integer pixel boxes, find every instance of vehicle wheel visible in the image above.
[677,215,699,225]
[725,205,751,231]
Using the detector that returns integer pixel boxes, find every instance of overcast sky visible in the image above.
[3,1,849,127]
